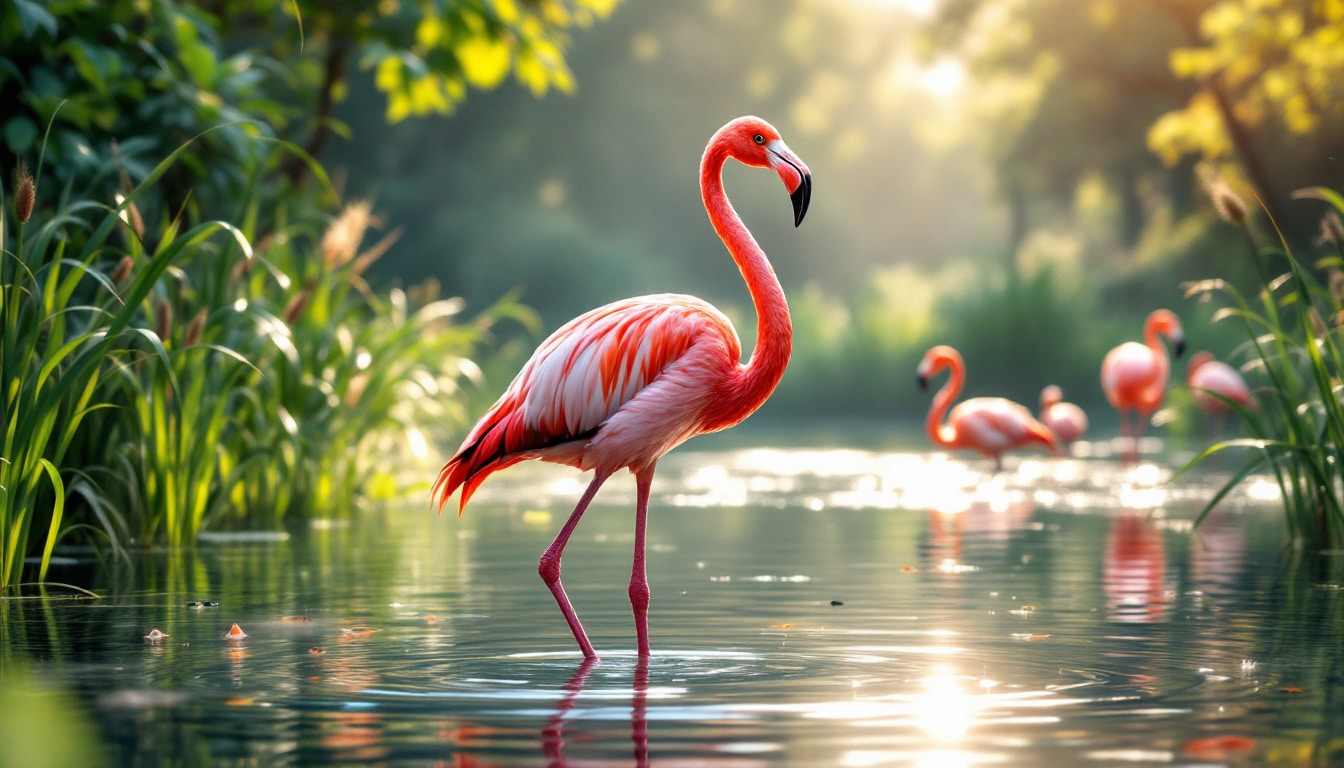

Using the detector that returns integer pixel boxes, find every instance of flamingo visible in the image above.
[1039,384,1088,446]
[1187,350,1254,435]
[1100,309,1184,461]
[1186,351,1253,415]
[916,345,1059,473]
[431,116,811,659]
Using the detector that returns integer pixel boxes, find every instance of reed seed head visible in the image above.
[184,308,207,347]
[1196,162,1248,225]
[110,255,135,288]
[321,201,376,269]
[14,161,35,223]
[154,296,173,341]
[283,288,312,326]
[1319,212,1344,247]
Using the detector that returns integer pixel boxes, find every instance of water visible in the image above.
[4,433,1344,767]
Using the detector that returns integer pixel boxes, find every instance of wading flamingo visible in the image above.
[1039,385,1088,446]
[916,345,1059,473]
[1100,309,1184,461]
[1186,351,1254,431]
[431,117,811,659]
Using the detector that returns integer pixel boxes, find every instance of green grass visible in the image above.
[1179,187,1344,550]
[1,134,523,587]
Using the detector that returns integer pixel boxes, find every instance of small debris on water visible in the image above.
[425,614,438,625]
[225,623,248,640]
[187,600,219,609]
[279,615,309,623]
[339,627,379,641]
[144,629,169,642]
[309,647,325,655]
[1182,735,1257,760]
[830,600,844,606]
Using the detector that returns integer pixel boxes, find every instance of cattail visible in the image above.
[14,161,35,223]
[283,289,312,325]
[110,255,135,288]
[154,296,173,341]
[184,308,207,347]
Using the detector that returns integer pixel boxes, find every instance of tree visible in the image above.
[1148,0,1344,236]
[0,0,621,212]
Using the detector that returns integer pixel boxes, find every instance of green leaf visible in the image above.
[13,0,58,39]
[2,117,38,154]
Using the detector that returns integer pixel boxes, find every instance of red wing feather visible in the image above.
[431,296,733,516]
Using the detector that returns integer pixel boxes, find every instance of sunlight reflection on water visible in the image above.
[10,437,1340,767]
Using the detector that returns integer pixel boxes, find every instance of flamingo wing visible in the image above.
[432,295,738,514]
[1191,362,1252,410]
[951,398,1058,454]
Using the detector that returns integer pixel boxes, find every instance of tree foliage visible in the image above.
[1148,0,1344,230]
[0,0,621,212]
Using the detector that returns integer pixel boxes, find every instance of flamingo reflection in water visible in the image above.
[542,658,649,768]
[1103,512,1169,623]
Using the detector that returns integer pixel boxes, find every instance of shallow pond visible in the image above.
[4,428,1344,766]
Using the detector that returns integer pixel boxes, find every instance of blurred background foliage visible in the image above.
[321,0,1344,421]
[2,0,1343,576]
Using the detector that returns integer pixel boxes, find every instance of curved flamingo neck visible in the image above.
[701,140,791,417]
[926,356,963,449]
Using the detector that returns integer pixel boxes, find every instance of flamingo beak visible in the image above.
[791,173,811,228]
[917,374,929,391]
[1174,335,1186,358]
[767,140,811,227]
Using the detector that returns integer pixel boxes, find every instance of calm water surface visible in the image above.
[4,431,1344,766]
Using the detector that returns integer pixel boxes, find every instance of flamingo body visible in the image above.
[432,116,811,659]
[1186,351,1253,414]
[1100,309,1184,460]
[917,345,1059,472]
[1039,385,1088,445]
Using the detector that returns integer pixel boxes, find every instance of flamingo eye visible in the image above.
[753,133,765,145]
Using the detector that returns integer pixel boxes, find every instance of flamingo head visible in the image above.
[717,116,812,227]
[1145,308,1185,358]
[1040,384,1063,410]
[916,344,962,391]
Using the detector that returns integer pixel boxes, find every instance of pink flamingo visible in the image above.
[916,345,1059,473]
[1039,384,1088,446]
[1100,309,1184,461]
[1187,351,1253,416]
[431,117,811,659]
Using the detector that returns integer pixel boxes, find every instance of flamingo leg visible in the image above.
[1133,410,1149,461]
[540,472,610,659]
[630,467,654,656]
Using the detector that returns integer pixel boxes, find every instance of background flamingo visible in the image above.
[1039,384,1088,446]
[1100,308,1184,462]
[431,116,811,659]
[916,345,1059,473]
[1187,350,1254,431]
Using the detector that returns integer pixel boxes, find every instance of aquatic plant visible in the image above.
[1180,185,1344,550]
[0,129,251,586]
[2,131,527,583]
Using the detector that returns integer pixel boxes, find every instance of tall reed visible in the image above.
[1,134,250,586]
[1180,186,1344,550]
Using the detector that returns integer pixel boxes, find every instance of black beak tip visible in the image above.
[791,174,812,228]
[1175,337,1186,358]
[917,374,928,392]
